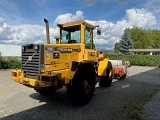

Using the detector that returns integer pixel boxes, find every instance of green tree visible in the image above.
[119,29,134,54]
[151,29,160,48]
[115,26,160,52]
[114,42,120,53]
[127,26,153,49]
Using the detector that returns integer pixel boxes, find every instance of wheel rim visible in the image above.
[84,79,91,94]
[109,70,113,80]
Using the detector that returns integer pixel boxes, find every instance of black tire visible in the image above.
[67,64,95,105]
[99,61,113,87]
[117,74,121,80]
[34,87,55,96]
[119,74,126,80]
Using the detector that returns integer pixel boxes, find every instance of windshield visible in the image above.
[61,25,81,44]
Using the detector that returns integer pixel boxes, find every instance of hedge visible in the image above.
[0,57,21,69]
[106,54,160,67]
[0,54,160,69]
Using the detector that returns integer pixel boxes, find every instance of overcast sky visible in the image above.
[0,0,160,50]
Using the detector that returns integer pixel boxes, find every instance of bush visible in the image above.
[0,57,21,69]
[106,54,160,67]
[0,54,159,69]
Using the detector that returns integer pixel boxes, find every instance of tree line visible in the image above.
[114,26,160,54]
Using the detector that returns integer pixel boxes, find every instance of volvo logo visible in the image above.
[28,56,32,61]
[53,52,60,58]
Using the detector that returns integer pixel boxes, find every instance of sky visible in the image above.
[0,0,160,50]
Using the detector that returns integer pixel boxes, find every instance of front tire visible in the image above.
[67,64,95,105]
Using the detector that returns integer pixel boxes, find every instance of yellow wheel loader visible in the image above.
[11,19,113,105]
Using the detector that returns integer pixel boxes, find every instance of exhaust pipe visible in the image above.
[44,18,50,44]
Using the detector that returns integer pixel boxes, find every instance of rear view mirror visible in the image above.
[97,28,101,35]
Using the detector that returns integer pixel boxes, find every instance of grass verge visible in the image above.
[129,89,160,120]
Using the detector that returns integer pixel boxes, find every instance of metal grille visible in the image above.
[21,45,41,79]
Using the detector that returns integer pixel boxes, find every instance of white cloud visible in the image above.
[0,16,13,40]
[85,8,157,50]
[144,0,160,15]
[125,8,157,27]
[10,25,58,44]
[144,0,160,28]
[0,23,57,44]
[0,9,158,50]
[54,11,84,25]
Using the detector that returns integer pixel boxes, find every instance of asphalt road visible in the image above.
[0,66,160,120]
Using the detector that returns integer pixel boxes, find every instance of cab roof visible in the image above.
[57,20,96,29]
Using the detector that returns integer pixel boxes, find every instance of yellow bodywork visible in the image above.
[11,20,109,89]
[98,58,109,76]
[12,70,52,88]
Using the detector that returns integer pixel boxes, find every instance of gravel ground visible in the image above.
[142,91,160,120]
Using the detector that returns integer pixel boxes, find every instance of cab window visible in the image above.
[85,27,93,49]
[61,25,81,44]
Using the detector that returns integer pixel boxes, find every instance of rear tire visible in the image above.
[67,64,95,105]
[99,61,113,87]
[119,74,126,80]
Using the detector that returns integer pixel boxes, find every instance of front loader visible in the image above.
[11,19,113,104]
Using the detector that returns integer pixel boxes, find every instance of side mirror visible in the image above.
[97,28,101,35]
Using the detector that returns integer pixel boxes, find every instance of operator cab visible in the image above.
[57,20,101,49]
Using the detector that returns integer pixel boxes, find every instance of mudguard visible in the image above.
[98,58,109,76]
[72,62,96,80]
